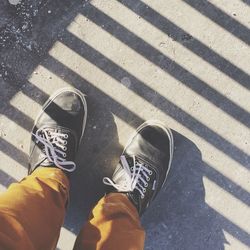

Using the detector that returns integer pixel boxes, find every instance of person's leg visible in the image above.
[74,120,174,250]
[0,88,87,250]
[73,193,145,250]
[0,167,69,250]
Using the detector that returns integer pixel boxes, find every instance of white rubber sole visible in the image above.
[124,120,174,186]
[33,87,87,144]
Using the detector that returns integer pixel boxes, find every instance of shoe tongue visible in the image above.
[112,161,132,190]
[125,155,157,215]
[123,156,144,214]
[36,127,73,166]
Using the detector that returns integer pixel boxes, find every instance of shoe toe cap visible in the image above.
[35,89,87,138]
[53,91,85,113]
[124,122,173,171]
[139,125,171,154]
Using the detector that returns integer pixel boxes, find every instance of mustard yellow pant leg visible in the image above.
[73,193,145,250]
[0,167,69,250]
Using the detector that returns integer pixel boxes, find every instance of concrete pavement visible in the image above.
[0,0,250,249]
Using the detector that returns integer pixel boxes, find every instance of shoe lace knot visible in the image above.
[103,155,153,199]
[32,126,76,172]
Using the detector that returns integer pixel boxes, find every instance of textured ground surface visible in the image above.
[0,0,250,249]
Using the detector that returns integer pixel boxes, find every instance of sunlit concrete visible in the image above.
[57,227,76,250]
[10,91,41,121]
[0,115,30,155]
[29,65,71,94]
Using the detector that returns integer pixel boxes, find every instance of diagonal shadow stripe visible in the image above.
[1,105,34,132]
[210,206,250,247]
[0,137,28,168]
[0,169,18,188]
[183,0,250,46]
[204,163,250,207]
[119,0,250,91]
[242,0,250,6]
[59,30,250,169]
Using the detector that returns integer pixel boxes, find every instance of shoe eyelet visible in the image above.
[141,195,145,199]
[149,170,153,175]
[64,134,68,139]
[63,146,67,151]
[63,153,67,157]
[143,188,146,193]
[144,183,148,187]
[131,167,134,171]
[147,177,150,181]
[63,141,67,145]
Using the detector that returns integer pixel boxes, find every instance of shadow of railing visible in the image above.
[119,0,250,91]
[79,4,250,128]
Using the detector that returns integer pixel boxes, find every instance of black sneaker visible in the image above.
[28,88,87,175]
[103,120,174,215]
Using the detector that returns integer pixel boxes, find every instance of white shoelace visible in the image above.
[103,155,152,199]
[32,126,76,172]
